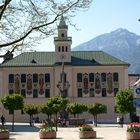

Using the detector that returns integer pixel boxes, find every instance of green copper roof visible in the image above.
[0,51,129,67]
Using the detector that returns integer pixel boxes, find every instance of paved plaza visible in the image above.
[5,123,128,140]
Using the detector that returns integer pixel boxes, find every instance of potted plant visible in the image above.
[0,125,9,139]
[79,124,96,139]
[127,122,140,140]
[39,124,56,139]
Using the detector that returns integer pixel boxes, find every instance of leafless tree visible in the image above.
[0,0,92,59]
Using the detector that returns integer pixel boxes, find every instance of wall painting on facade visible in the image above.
[107,73,113,93]
[95,73,101,94]
[27,74,32,95]
[14,74,20,93]
[39,74,44,95]
[83,73,89,94]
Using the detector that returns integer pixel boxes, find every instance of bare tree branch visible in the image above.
[0,0,12,20]
[0,0,82,48]
[0,0,92,59]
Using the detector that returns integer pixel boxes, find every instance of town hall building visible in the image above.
[0,16,130,123]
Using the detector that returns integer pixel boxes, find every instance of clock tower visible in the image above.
[54,16,72,63]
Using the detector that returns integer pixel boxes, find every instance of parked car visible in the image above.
[85,119,95,126]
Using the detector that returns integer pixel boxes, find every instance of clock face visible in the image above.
[60,54,66,60]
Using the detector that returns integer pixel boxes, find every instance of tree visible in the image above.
[0,0,92,59]
[44,96,68,131]
[1,94,24,131]
[40,103,54,126]
[88,103,107,126]
[68,102,87,118]
[24,104,39,126]
[115,89,135,122]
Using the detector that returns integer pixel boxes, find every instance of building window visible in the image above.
[9,109,13,115]
[9,89,14,94]
[21,74,26,83]
[102,88,106,97]
[9,74,14,83]
[77,73,82,82]
[89,73,94,82]
[45,73,50,83]
[33,89,38,98]
[45,89,50,98]
[58,46,61,52]
[89,88,94,97]
[65,46,68,52]
[33,74,38,83]
[101,73,106,82]
[21,89,26,98]
[77,88,82,97]
[62,46,64,52]
[114,88,119,96]
[113,73,119,82]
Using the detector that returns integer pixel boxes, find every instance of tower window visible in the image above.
[58,46,61,52]
[62,46,64,52]
[61,33,64,37]
[65,46,68,52]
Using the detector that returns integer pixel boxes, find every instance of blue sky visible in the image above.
[36,0,140,52]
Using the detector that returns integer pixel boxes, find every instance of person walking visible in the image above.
[120,116,124,128]
[1,115,5,126]
[117,116,120,127]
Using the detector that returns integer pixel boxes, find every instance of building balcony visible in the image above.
[54,37,72,41]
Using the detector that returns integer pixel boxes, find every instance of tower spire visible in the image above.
[59,16,68,28]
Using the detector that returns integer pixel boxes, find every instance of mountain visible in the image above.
[73,28,140,74]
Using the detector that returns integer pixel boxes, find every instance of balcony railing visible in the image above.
[54,37,72,41]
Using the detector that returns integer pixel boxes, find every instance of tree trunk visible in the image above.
[30,115,32,126]
[94,115,97,127]
[12,110,14,131]
[55,113,58,131]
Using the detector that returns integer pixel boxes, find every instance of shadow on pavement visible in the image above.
[5,124,40,132]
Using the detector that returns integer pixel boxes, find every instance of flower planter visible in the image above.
[0,131,9,139]
[127,132,140,140]
[39,131,56,139]
[79,131,96,139]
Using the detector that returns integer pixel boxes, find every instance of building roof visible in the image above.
[0,51,130,67]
